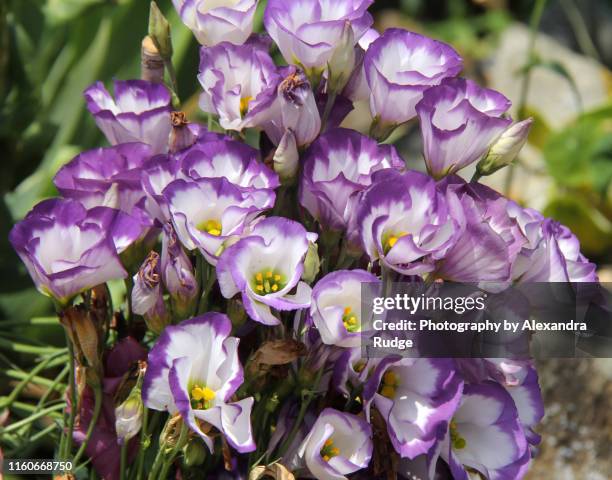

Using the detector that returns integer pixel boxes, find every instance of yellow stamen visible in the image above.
[274,274,281,281]
[383,371,398,385]
[256,285,264,292]
[240,96,253,116]
[197,219,222,236]
[344,306,352,316]
[380,385,396,399]
[191,386,216,402]
[265,271,273,279]
[271,284,279,292]
[323,455,330,462]
[256,273,263,282]
[324,439,333,447]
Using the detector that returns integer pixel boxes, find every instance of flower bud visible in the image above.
[148,1,173,60]
[60,306,102,376]
[115,387,144,444]
[169,112,196,153]
[182,440,207,467]
[227,298,248,329]
[301,242,320,284]
[476,118,533,177]
[327,21,356,93]
[273,129,299,184]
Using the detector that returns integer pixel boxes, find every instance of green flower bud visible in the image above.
[148,1,173,60]
[476,118,533,177]
[327,21,356,93]
[183,439,207,467]
[273,129,299,184]
[115,387,144,444]
[301,242,320,284]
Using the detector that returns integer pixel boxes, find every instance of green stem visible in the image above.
[135,408,150,480]
[120,440,129,480]
[62,339,77,460]
[158,423,188,478]
[320,90,338,133]
[0,338,63,355]
[72,382,103,466]
[0,403,65,434]
[0,317,60,328]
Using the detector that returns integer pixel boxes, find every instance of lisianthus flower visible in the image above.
[84,80,172,154]
[141,156,184,223]
[364,29,462,129]
[181,138,279,196]
[433,178,526,283]
[510,205,598,282]
[9,199,133,304]
[355,169,463,276]
[173,0,258,46]
[416,78,513,179]
[163,177,272,265]
[331,347,379,396]
[299,128,404,230]
[363,357,463,458]
[437,382,531,480]
[198,41,281,131]
[54,143,152,215]
[142,314,255,453]
[310,269,379,348]
[217,217,316,325]
[251,66,321,147]
[263,0,373,71]
[296,408,373,480]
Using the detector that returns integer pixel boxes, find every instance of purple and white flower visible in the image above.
[142,314,255,452]
[363,357,463,458]
[198,41,281,131]
[181,138,279,195]
[331,347,379,397]
[364,29,462,130]
[84,80,172,154]
[437,382,530,480]
[310,269,379,348]
[217,217,315,325]
[163,177,272,265]
[296,408,373,480]
[54,143,152,214]
[416,78,513,179]
[356,169,463,276]
[173,0,258,46]
[510,205,598,282]
[141,156,184,223]
[300,128,404,230]
[9,199,130,304]
[252,67,321,147]
[263,0,373,71]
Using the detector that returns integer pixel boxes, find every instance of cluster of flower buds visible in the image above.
[8,1,600,479]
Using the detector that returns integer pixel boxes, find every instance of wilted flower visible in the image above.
[310,269,379,348]
[364,29,462,134]
[264,0,373,73]
[253,67,321,147]
[300,128,404,230]
[436,382,530,480]
[54,143,152,214]
[84,80,172,154]
[9,199,130,304]
[160,223,198,317]
[476,118,533,177]
[363,357,463,458]
[173,0,258,46]
[142,314,255,452]
[355,170,463,276]
[198,41,281,131]
[163,177,273,264]
[416,78,513,179]
[217,217,315,325]
[131,251,169,334]
[296,408,373,480]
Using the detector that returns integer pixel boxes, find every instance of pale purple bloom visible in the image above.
[142,314,255,453]
[263,0,373,70]
[363,357,463,459]
[181,138,279,196]
[300,128,404,230]
[198,41,281,131]
[9,199,129,304]
[252,67,321,146]
[54,143,152,215]
[160,223,198,313]
[437,382,531,480]
[416,78,512,179]
[173,0,258,46]
[217,217,315,325]
[364,29,462,127]
[141,156,184,223]
[343,29,379,103]
[509,205,598,282]
[434,178,526,283]
[356,169,463,276]
[310,269,379,348]
[163,177,272,265]
[84,80,172,154]
[296,408,373,480]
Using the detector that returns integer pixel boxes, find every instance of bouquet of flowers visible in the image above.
[6,0,599,479]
